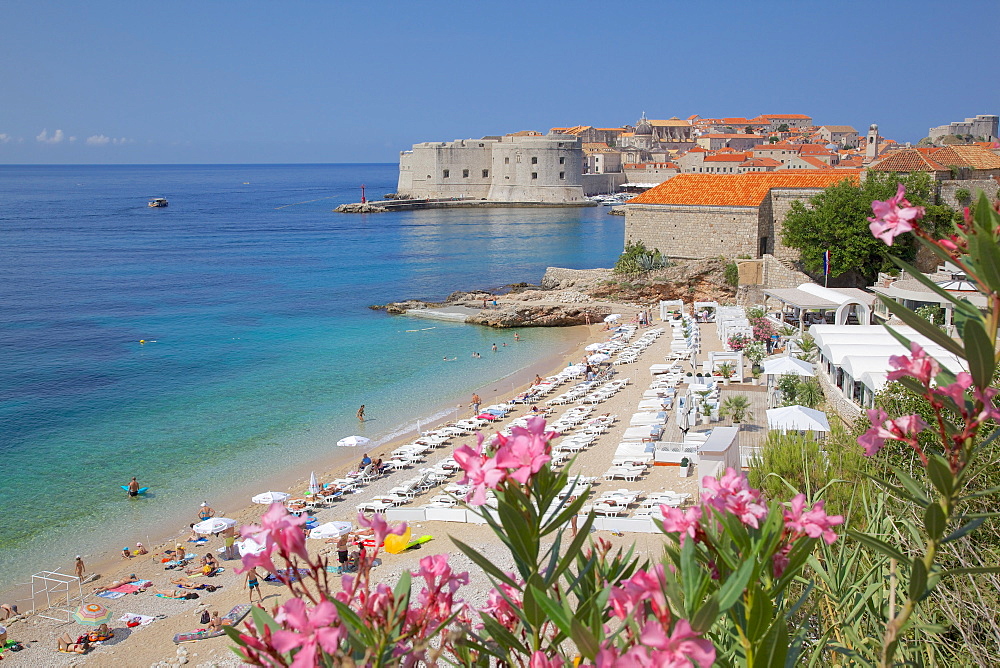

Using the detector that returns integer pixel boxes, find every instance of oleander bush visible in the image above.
[227,190,1000,668]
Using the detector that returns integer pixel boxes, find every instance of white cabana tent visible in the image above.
[766,405,831,432]
[658,300,686,322]
[762,356,814,377]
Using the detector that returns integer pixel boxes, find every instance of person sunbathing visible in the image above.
[208,610,223,633]
[93,574,139,593]
[87,623,113,642]
[154,588,195,599]
[57,633,90,654]
[170,577,204,589]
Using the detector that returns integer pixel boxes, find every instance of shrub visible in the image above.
[613,240,669,276]
[724,261,739,287]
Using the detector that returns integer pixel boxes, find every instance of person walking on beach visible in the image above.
[198,502,216,521]
[127,477,140,497]
[471,393,481,416]
[74,555,86,579]
[336,532,351,573]
[245,566,263,605]
[357,405,365,423]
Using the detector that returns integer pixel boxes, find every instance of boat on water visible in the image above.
[148,197,168,208]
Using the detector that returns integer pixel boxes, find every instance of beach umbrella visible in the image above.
[762,356,814,377]
[73,602,112,626]
[585,343,605,352]
[252,491,290,505]
[767,405,830,432]
[604,314,622,322]
[588,353,611,364]
[238,538,267,556]
[337,435,370,448]
[192,517,238,535]
[309,472,321,496]
[677,408,690,433]
[309,521,353,540]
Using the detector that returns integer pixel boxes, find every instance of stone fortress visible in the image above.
[928,114,999,143]
[395,133,585,204]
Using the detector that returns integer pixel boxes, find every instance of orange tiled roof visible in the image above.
[932,145,1000,170]
[820,125,857,133]
[799,156,831,168]
[650,119,692,127]
[869,149,949,172]
[740,158,783,167]
[705,153,750,162]
[722,118,751,124]
[628,170,860,207]
[761,114,812,120]
[687,114,700,121]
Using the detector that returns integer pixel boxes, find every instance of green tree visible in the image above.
[776,123,790,132]
[744,126,755,134]
[781,170,957,284]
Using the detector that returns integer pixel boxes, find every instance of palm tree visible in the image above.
[719,394,753,426]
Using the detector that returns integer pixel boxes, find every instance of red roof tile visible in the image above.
[628,171,861,207]
[868,149,949,172]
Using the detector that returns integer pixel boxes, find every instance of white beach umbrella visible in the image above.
[238,538,267,556]
[252,491,290,505]
[604,314,622,323]
[309,471,321,495]
[677,408,690,433]
[766,405,830,432]
[588,353,611,364]
[585,343,606,352]
[192,517,238,535]
[762,356,815,377]
[309,521,353,540]
[337,435,371,448]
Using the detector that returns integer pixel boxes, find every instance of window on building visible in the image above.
[559,157,566,164]
[504,157,510,165]
[516,154,521,163]
[463,169,469,178]
[531,156,538,164]
[443,169,450,178]
[559,171,565,179]
[531,172,538,180]
[482,169,489,178]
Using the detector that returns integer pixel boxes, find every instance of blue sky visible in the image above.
[1,0,997,164]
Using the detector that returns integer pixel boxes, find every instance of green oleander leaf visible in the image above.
[690,596,720,634]
[882,298,966,358]
[924,503,947,541]
[925,454,953,497]
[940,565,1000,577]
[890,255,983,317]
[963,319,994,389]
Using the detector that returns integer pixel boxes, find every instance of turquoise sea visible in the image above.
[0,163,623,590]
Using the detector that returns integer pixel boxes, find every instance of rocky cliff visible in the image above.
[370,258,735,328]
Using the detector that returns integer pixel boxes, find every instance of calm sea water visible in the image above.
[0,163,623,589]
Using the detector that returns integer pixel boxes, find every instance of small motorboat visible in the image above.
[148,197,168,208]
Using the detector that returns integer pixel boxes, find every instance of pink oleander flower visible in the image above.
[530,651,565,668]
[933,372,973,408]
[660,505,702,546]
[639,619,716,668]
[494,416,556,484]
[609,564,669,622]
[237,502,307,573]
[702,468,767,529]
[783,494,844,545]
[868,183,925,245]
[480,575,523,632]
[973,385,1000,423]
[888,341,940,386]
[272,598,344,668]
[858,409,927,457]
[772,544,792,579]
[356,511,407,546]
[453,439,506,505]
[414,554,469,625]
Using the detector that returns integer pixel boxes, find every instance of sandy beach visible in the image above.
[0,308,755,667]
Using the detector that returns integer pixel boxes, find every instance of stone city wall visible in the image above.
[582,173,627,196]
[625,204,760,260]
[938,178,999,210]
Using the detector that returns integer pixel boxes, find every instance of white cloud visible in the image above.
[0,133,10,144]
[36,129,65,144]
[86,134,131,146]
[69,136,76,142]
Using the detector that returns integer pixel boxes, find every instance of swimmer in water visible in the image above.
[443,357,457,361]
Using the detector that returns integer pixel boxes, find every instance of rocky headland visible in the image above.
[369,258,735,328]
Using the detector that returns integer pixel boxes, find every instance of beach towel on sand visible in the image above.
[264,568,311,583]
[96,591,127,600]
[118,613,155,627]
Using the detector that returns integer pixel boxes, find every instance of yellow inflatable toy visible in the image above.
[384,528,433,555]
